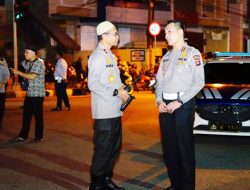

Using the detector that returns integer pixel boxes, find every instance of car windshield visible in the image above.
[204,63,250,84]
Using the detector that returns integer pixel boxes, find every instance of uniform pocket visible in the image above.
[94,119,112,131]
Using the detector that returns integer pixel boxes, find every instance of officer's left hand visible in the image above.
[166,100,182,114]
[118,86,130,101]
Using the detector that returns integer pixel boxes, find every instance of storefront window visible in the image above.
[107,0,170,10]
[202,0,215,18]
[0,0,5,6]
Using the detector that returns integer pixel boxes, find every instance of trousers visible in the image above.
[0,93,6,128]
[159,98,196,190]
[90,117,122,178]
[55,81,70,109]
[19,96,44,139]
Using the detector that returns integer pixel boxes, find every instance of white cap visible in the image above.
[96,21,115,36]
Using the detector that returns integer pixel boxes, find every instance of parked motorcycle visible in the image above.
[148,77,156,93]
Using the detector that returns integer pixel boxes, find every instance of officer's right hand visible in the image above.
[118,86,130,101]
[0,81,4,88]
[157,101,168,113]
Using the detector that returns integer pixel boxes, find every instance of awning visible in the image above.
[26,1,80,51]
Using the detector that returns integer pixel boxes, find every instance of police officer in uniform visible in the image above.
[155,20,205,190]
[87,21,129,190]
[0,56,10,129]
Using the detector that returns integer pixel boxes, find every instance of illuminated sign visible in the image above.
[149,22,161,36]
[215,52,250,57]
[131,50,145,62]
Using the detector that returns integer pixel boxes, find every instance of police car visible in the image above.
[194,52,250,136]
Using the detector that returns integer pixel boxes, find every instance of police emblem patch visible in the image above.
[193,55,201,66]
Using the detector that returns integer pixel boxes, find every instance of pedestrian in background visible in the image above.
[87,21,129,190]
[0,55,10,129]
[155,20,205,190]
[10,46,45,143]
[36,47,50,97]
[73,57,83,83]
[51,49,70,111]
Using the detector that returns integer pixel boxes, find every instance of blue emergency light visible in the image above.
[214,52,250,57]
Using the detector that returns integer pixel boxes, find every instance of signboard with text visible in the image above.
[130,50,145,62]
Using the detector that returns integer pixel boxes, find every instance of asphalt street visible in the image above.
[0,92,250,190]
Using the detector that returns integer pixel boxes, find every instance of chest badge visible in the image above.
[109,75,115,82]
[106,57,111,64]
[179,48,187,65]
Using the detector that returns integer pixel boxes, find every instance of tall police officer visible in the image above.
[87,21,129,190]
[155,20,205,190]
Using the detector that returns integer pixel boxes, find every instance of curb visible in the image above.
[6,88,89,98]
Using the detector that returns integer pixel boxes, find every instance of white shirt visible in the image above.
[54,58,67,82]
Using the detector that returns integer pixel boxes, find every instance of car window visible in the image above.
[205,63,250,84]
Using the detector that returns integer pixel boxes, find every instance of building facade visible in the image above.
[48,0,249,53]
[0,0,249,66]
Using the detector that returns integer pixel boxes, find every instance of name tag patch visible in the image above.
[106,64,114,68]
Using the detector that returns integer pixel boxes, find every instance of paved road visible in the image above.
[0,92,250,190]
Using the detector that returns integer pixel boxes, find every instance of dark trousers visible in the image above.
[55,81,70,109]
[0,93,6,128]
[159,99,196,190]
[90,117,122,179]
[19,96,44,139]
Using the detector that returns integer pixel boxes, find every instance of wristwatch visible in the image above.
[113,89,118,96]
[177,98,183,105]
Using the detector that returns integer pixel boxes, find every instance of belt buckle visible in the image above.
[163,92,178,100]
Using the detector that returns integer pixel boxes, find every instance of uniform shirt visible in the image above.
[88,44,123,119]
[54,57,67,82]
[155,44,205,104]
[0,59,10,93]
[26,58,45,97]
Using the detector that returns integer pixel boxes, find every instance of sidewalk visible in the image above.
[5,87,89,98]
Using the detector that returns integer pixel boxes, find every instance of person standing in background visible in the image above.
[9,46,45,143]
[0,56,10,129]
[155,20,205,190]
[73,57,83,83]
[51,50,70,111]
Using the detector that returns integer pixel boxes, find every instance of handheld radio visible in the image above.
[120,76,141,111]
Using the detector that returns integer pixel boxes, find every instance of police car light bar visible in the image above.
[215,52,250,57]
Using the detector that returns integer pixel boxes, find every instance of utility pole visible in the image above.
[147,0,154,69]
[147,0,154,49]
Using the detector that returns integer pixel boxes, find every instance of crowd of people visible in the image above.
[1,46,74,142]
